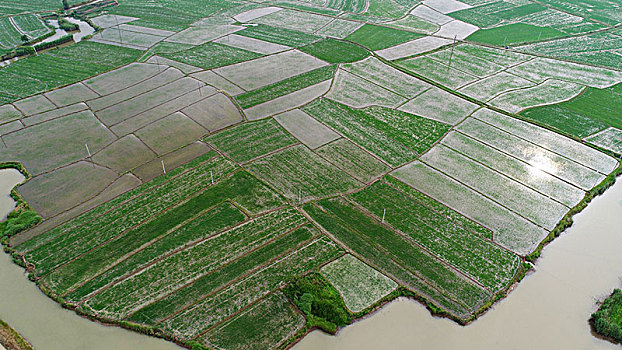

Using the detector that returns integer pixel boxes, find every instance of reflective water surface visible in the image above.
[296,179,622,350]
[0,169,182,350]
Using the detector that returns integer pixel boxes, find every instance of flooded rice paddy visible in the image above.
[295,178,622,350]
[0,169,181,350]
[1,168,621,349]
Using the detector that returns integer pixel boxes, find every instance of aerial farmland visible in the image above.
[0,0,621,349]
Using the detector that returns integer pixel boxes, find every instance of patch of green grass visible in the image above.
[493,3,546,20]
[303,98,450,167]
[206,119,298,163]
[247,145,361,202]
[283,272,351,334]
[467,23,565,47]
[160,42,262,70]
[591,289,622,343]
[0,41,142,105]
[299,38,369,63]
[236,24,321,47]
[345,24,423,51]
[521,82,622,138]
[235,65,337,109]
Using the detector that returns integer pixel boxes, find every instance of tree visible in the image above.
[62,0,69,10]
[20,34,29,42]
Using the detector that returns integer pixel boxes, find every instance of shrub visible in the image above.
[591,289,622,344]
[283,272,351,334]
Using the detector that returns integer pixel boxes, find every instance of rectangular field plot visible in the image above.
[92,27,167,49]
[78,208,313,321]
[341,57,431,99]
[421,144,569,229]
[134,112,208,155]
[303,98,450,167]
[489,79,585,113]
[253,8,333,33]
[247,145,361,202]
[205,118,298,163]
[44,83,99,108]
[397,56,479,89]
[235,24,322,48]
[304,198,491,319]
[22,103,89,127]
[426,46,506,78]
[91,134,157,174]
[507,57,622,89]
[235,65,336,109]
[0,17,23,49]
[214,50,328,91]
[201,292,305,350]
[398,87,478,125]
[274,109,340,149]
[0,104,21,123]
[18,161,119,219]
[586,128,622,155]
[473,109,618,175]
[0,110,116,174]
[350,181,521,291]
[233,7,283,23]
[457,116,606,190]
[326,69,407,108]
[160,42,263,70]
[214,34,291,54]
[455,44,532,67]
[165,24,245,45]
[316,19,364,39]
[315,139,390,183]
[442,131,585,207]
[158,236,341,339]
[376,36,452,60]
[132,142,211,182]
[83,63,162,96]
[346,24,425,51]
[386,15,440,35]
[244,80,332,121]
[458,72,536,101]
[181,93,243,132]
[321,254,397,313]
[392,161,548,255]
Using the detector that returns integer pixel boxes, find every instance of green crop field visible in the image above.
[0,1,621,349]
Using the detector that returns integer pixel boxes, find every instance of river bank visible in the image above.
[294,178,622,350]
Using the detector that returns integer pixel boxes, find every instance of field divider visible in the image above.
[34,168,239,280]
[302,202,479,313]
[343,196,493,294]
[418,158,551,232]
[188,237,336,341]
[470,112,610,176]
[16,152,221,253]
[134,223,315,325]
[380,178,503,244]
[61,199,246,298]
[440,141,573,209]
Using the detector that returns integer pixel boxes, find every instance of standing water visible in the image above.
[0,169,182,350]
[295,179,622,350]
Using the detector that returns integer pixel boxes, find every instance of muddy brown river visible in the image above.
[1,169,621,349]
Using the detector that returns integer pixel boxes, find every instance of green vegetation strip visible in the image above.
[345,24,423,51]
[160,42,263,70]
[299,38,370,64]
[466,23,565,47]
[235,65,337,109]
[236,24,321,47]
[205,119,299,163]
[303,98,450,167]
[0,319,34,350]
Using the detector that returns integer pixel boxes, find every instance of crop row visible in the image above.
[303,98,450,167]
[25,156,239,276]
[161,236,342,339]
[349,181,521,292]
[16,152,218,253]
[235,65,337,109]
[79,207,307,320]
[127,224,317,325]
[305,198,491,317]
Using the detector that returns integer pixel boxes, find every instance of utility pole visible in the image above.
[85,143,94,167]
[162,159,166,174]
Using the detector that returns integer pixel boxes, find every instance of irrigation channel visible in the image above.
[296,178,622,350]
[0,169,181,350]
[0,169,621,350]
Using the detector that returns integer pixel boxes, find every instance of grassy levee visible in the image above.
[591,289,622,344]
[0,319,34,350]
